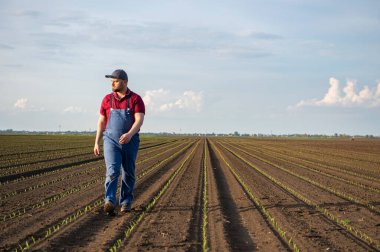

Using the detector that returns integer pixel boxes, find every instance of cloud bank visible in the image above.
[14,98,28,109]
[293,78,380,108]
[63,106,86,113]
[143,89,203,113]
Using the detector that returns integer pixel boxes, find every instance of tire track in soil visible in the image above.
[207,140,289,251]
[205,140,229,251]
[123,140,204,251]
[215,140,376,251]
[208,141,256,251]
[30,140,198,251]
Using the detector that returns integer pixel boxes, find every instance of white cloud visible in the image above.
[236,30,282,40]
[63,106,86,113]
[292,78,380,109]
[143,89,203,113]
[14,98,28,109]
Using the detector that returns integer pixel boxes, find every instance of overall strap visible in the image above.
[127,96,130,110]
[109,94,113,109]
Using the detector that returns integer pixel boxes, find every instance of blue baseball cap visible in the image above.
[105,69,128,81]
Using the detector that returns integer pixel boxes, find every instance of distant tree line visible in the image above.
[0,129,378,138]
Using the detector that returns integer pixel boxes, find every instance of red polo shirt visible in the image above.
[100,89,145,130]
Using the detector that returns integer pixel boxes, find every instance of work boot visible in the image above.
[104,200,115,215]
[120,203,132,213]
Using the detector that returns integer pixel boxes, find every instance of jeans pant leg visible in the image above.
[104,137,122,205]
[120,135,139,205]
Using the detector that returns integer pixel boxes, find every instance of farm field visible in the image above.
[0,135,379,251]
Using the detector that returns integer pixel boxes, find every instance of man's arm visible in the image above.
[94,115,106,156]
[119,113,145,144]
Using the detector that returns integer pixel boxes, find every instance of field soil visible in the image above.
[0,135,379,251]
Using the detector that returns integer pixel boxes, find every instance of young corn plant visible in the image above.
[226,142,380,214]
[12,140,197,251]
[230,141,380,194]
[212,141,300,252]
[109,141,200,252]
[220,143,380,250]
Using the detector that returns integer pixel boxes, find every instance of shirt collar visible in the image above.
[113,88,131,101]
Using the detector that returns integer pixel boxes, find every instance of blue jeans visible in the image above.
[103,134,139,206]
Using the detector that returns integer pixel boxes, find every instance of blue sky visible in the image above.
[0,0,379,135]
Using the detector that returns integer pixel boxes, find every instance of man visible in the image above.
[94,69,145,215]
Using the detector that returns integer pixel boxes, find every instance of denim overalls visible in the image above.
[103,94,139,206]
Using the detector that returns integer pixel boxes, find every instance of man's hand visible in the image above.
[119,133,132,144]
[94,143,101,156]
[119,113,144,144]
[94,115,105,156]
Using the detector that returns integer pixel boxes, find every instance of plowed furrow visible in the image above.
[207,140,288,251]
[216,141,378,251]
[1,140,195,251]
[27,140,198,251]
[122,140,203,251]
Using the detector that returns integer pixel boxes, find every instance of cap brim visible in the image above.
[105,75,116,78]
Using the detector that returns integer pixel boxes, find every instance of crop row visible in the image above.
[0,157,103,185]
[0,137,176,169]
[136,139,183,157]
[0,148,92,169]
[0,139,180,177]
[108,141,200,251]
[251,142,380,179]
[240,141,380,183]
[0,159,102,186]
[210,140,300,251]
[0,165,102,201]
[223,141,380,214]
[0,142,91,158]
[219,142,380,250]
[0,153,99,177]
[233,142,380,193]
[2,176,103,222]
[135,140,189,165]
[3,140,193,223]
[15,198,104,252]
[0,139,181,186]
[253,140,380,164]
[13,139,196,251]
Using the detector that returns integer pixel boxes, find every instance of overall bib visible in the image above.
[103,94,140,206]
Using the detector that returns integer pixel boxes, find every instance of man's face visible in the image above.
[111,78,126,92]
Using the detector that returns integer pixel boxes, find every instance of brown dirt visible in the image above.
[0,136,379,251]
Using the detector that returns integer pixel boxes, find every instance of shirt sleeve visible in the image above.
[134,94,145,114]
[100,95,108,116]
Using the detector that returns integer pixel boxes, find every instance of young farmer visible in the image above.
[94,69,145,214]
